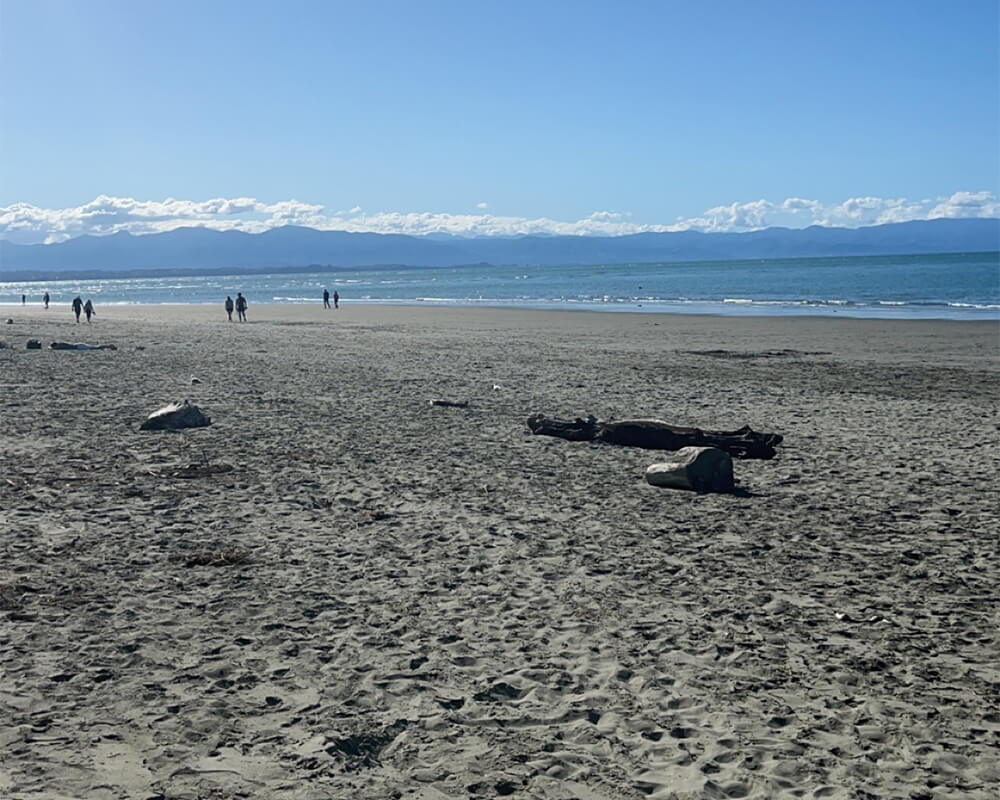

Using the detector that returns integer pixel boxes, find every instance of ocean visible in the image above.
[1,251,997,320]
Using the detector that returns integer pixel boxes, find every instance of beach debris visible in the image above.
[49,341,118,351]
[646,447,735,493]
[527,414,782,459]
[26,339,41,349]
[430,399,469,408]
[140,400,212,431]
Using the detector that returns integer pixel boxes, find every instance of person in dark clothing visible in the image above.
[83,299,95,323]
[333,290,339,309]
[323,289,330,309]
[43,292,50,309]
[235,293,248,322]
[71,296,83,323]
[21,294,26,305]
[225,295,234,321]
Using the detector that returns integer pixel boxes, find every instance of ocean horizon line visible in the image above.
[1,248,997,284]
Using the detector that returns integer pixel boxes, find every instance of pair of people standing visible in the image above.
[71,296,95,323]
[323,289,339,309]
[21,292,51,308]
[225,293,248,322]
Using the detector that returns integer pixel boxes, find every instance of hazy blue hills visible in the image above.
[1,218,997,278]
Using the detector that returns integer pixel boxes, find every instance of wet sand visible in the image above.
[1,305,998,799]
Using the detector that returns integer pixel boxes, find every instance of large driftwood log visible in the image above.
[527,414,782,459]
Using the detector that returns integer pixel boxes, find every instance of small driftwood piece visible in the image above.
[430,399,469,408]
[527,414,782,459]
[49,342,118,351]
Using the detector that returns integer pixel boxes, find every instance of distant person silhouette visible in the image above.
[43,292,50,309]
[235,292,248,322]
[83,299,95,323]
[323,289,330,309]
[21,294,26,305]
[333,290,339,309]
[71,296,83,323]
[225,295,234,321]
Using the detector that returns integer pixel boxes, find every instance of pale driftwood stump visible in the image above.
[646,447,735,493]
[140,401,212,431]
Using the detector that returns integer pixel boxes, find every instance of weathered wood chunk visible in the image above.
[645,447,734,493]
[140,400,212,431]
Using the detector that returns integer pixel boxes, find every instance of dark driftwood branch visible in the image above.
[527,414,782,459]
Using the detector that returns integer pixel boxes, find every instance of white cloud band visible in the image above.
[1,191,996,244]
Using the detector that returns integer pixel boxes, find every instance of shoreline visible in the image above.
[3,299,1000,324]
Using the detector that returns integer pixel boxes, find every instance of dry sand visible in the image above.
[1,304,998,800]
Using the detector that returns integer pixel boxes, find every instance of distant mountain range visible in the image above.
[1,218,997,278]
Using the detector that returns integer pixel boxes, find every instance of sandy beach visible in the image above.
[1,304,998,800]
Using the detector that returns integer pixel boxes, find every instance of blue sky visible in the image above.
[1,0,997,242]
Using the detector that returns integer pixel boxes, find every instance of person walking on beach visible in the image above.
[235,292,248,322]
[83,299,95,323]
[323,288,330,309]
[71,296,83,323]
[225,295,234,321]
[43,292,50,309]
[21,294,26,305]
[333,290,339,309]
